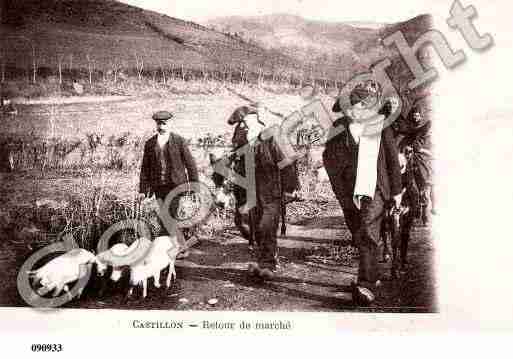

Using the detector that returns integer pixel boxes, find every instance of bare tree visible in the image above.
[297,67,304,88]
[133,51,144,81]
[220,63,230,84]
[238,64,246,84]
[169,65,175,82]
[31,44,37,83]
[160,64,166,84]
[201,66,209,82]
[110,60,121,83]
[57,53,64,85]
[180,63,187,81]
[257,67,264,87]
[0,54,5,83]
[86,54,94,85]
[154,58,166,84]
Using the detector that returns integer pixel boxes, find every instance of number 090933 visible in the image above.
[31,344,63,352]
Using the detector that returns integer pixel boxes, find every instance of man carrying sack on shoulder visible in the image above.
[323,83,403,305]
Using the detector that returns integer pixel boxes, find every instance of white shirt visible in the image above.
[157,132,169,148]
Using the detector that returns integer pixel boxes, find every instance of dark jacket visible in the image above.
[253,136,298,204]
[139,132,199,195]
[231,124,299,206]
[322,116,402,207]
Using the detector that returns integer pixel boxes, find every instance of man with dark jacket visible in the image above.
[228,105,298,280]
[323,84,402,303]
[139,110,199,256]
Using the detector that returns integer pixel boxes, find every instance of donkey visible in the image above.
[381,150,417,278]
[209,152,292,249]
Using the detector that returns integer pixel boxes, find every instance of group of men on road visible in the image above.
[137,80,433,305]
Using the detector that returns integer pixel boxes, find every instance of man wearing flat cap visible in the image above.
[139,110,199,256]
[323,83,402,304]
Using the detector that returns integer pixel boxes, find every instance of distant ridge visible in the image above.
[206,13,434,89]
[0,1,433,90]
[0,0,296,75]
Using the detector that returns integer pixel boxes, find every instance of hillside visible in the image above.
[205,14,383,76]
[0,1,433,96]
[206,13,434,94]
[0,0,297,76]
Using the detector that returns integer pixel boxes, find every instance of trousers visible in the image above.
[154,184,190,250]
[255,200,281,270]
[340,190,386,284]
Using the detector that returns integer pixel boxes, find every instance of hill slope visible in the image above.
[206,13,433,89]
[0,0,296,75]
[205,14,383,75]
[0,1,433,93]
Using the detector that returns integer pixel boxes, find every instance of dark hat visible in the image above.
[350,84,372,106]
[227,105,258,125]
[152,111,174,121]
[332,83,372,113]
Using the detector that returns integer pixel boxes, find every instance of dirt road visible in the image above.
[0,181,436,312]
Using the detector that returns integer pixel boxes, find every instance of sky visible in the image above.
[118,0,452,24]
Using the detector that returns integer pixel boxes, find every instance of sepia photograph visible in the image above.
[1,0,505,326]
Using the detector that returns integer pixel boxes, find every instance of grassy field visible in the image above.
[0,81,334,256]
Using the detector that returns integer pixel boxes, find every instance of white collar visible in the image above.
[156,132,169,147]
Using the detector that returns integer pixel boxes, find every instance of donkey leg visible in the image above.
[64,284,73,301]
[142,279,148,298]
[153,271,161,288]
[380,219,390,262]
[235,209,251,241]
[248,209,257,248]
[390,220,400,279]
[166,263,175,288]
[400,218,412,270]
[280,202,287,236]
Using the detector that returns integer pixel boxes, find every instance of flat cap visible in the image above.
[152,111,174,121]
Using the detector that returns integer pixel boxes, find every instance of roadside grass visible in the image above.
[0,117,341,263]
[0,144,334,256]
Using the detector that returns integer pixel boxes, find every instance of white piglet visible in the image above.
[96,242,131,282]
[96,237,153,282]
[128,236,180,298]
[28,249,102,299]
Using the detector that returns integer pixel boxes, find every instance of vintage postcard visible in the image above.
[0,0,512,351]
